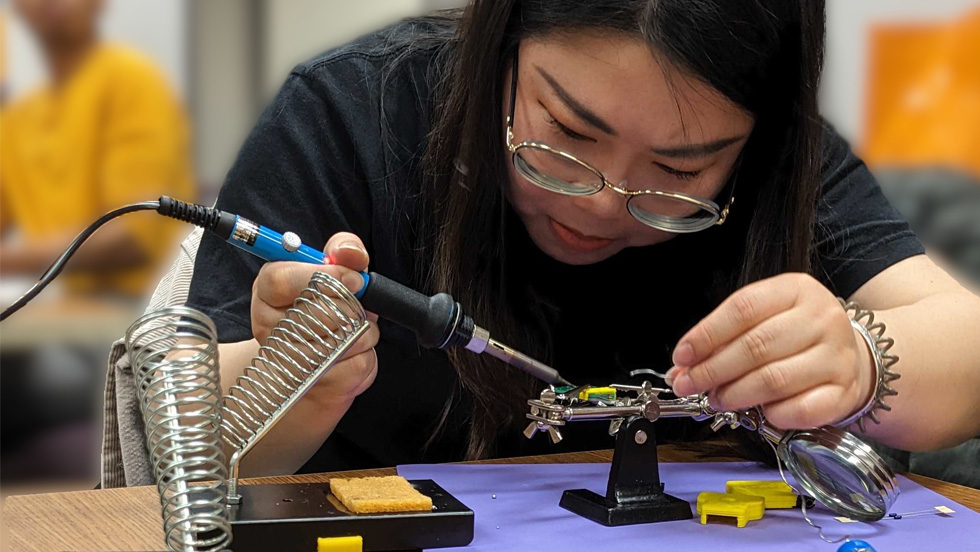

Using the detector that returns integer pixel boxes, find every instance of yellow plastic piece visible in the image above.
[696,492,765,528]
[578,387,617,401]
[725,480,797,509]
[317,536,363,552]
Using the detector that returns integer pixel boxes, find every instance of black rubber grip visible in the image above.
[157,196,236,239]
[360,272,471,349]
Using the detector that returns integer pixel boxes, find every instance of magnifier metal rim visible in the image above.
[777,427,900,521]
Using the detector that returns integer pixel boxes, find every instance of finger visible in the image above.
[762,383,846,429]
[256,262,328,307]
[709,345,833,412]
[671,307,822,396]
[310,349,378,403]
[256,262,362,307]
[665,365,688,389]
[326,232,370,272]
[251,299,287,342]
[339,322,380,360]
[674,273,808,367]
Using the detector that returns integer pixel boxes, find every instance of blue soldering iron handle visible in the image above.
[224,216,369,297]
[221,217,468,350]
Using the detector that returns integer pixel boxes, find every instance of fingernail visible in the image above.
[664,366,680,384]
[341,272,365,293]
[672,373,692,396]
[672,343,696,367]
[337,241,366,254]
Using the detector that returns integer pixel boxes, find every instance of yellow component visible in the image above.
[317,535,363,552]
[696,492,765,528]
[725,480,797,509]
[578,387,617,401]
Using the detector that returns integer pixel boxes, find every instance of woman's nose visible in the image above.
[572,179,629,222]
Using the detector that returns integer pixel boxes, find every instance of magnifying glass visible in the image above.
[767,426,900,521]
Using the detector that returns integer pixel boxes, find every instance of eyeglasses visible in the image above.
[504,49,738,234]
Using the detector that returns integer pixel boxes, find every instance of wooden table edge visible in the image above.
[3,447,978,552]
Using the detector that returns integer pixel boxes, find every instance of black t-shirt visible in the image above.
[186,21,924,472]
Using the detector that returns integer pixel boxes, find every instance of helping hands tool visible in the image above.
[524,381,899,527]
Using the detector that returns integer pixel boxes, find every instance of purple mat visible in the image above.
[397,462,978,551]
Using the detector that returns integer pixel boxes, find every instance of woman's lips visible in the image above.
[548,218,614,252]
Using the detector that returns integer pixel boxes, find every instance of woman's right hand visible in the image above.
[250,232,381,411]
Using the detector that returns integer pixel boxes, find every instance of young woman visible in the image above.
[184,1,980,476]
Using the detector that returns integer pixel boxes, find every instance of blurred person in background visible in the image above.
[0,0,194,486]
[1,12,9,105]
[0,0,195,298]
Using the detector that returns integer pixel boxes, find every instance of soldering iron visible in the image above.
[0,196,571,387]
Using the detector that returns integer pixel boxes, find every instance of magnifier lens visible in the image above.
[777,428,899,521]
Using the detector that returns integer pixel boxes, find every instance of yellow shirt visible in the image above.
[0,43,195,295]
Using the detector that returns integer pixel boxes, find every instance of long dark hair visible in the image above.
[412,0,826,460]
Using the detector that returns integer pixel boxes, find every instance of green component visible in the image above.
[585,391,617,403]
[554,385,575,394]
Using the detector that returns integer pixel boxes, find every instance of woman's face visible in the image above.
[505,33,755,265]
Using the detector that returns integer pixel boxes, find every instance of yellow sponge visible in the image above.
[329,476,433,514]
[726,480,797,509]
[696,492,765,528]
[317,535,362,552]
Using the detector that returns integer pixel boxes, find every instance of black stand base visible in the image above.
[222,479,472,552]
[560,488,693,526]
[559,417,693,526]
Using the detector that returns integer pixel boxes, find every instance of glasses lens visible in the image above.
[627,192,720,233]
[514,146,603,196]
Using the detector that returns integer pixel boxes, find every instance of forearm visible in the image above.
[0,224,147,275]
[0,237,66,273]
[859,290,980,451]
[218,340,352,477]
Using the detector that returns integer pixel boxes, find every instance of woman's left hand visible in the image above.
[668,273,875,429]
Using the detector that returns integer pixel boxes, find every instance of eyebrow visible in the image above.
[534,65,747,159]
[535,66,618,136]
[651,135,747,159]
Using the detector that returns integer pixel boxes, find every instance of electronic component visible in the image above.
[725,480,797,509]
[696,492,766,528]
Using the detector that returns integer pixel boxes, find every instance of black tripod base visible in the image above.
[559,488,692,526]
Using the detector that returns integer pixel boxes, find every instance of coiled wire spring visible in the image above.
[221,271,370,502]
[126,307,231,552]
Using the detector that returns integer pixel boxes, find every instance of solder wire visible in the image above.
[766,438,850,544]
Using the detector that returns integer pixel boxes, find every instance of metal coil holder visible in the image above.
[221,271,370,503]
[126,307,231,552]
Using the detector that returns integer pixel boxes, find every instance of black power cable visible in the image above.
[0,201,161,321]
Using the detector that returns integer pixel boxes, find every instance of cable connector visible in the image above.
[157,196,237,239]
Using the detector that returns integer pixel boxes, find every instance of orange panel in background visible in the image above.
[863,8,980,181]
